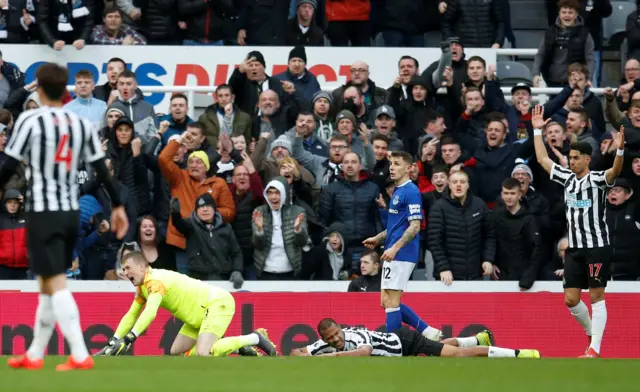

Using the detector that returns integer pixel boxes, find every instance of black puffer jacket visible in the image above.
[37,0,94,46]
[318,177,381,249]
[141,0,179,40]
[178,0,240,43]
[376,0,430,35]
[428,190,495,280]
[239,0,289,45]
[607,200,640,280]
[441,0,504,48]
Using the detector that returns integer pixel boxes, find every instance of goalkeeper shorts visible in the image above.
[178,291,236,340]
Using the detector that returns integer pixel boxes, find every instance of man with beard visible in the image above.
[341,86,373,129]
[93,57,143,104]
[387,56,420,105]
[157,94,195,148]
[251,89,301,146]
[199,84,253,149]
[331,61,387,115]
[292,132,355,187]
[564,108,599,156]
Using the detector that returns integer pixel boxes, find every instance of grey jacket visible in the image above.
[107,97,157,144]
[252,177,309,276]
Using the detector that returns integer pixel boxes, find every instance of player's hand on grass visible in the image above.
[253,209,264,231]
[230,271,244,289]
[95,336,118,356]
[362,236,379,249]
[381,245,399,261]
[482,262,493,276]
[106,332,137,356]
[440,271,453,286]
[110,206,129,240]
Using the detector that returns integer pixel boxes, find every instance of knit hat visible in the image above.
[312,91,333,106]
[288,46,307,63]
[105,107,125,120]
[188,150,211,171]
[336,110,356,128]
[512,162,533,182]
[196,193,216,209]
[296,0,317,8]
[271,135,292,153]
[2,189,21,203]
[113,116,134,130]
[247,51,266,68]
[448,36,463,47]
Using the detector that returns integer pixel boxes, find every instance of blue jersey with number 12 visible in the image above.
[384,180,423,263]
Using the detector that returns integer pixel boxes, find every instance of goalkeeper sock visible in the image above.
[26,294,55,360]
[211,334,260,357]
[385,307,402,333]
[399,304,428,333]
[488,347,516,358]
[52,289,89,361]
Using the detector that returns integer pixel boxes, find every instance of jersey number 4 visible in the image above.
[55,134,73,172]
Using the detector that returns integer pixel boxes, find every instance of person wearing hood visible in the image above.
[605,178,640,281]
[273,46,321,104]
[285,0,325,46]
[170,194,244,288]
[428,170,496,283]
[107,116,152,216]
[347,250,382,292]
[251,132,316,185]
[491,178,544,290]
[93,57,144,104]
[4,82,40,119]
[198,84,253,149]
[252,177,309,279]
[533,0,595,88]
[285,111,328,158]
[312,91,334,144]
[0,189,27,279]
[106,69,157,144]
[65,70,107,128]
[157,94,195,148]
[302,224,352,280]
[319,152,382,260]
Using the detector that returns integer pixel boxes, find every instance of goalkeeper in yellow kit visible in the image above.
[97,251,277,357]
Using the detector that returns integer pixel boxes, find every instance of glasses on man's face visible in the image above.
[350,68,368,74]
[330,145,348,151]
[626,68,640,72]
[234,173,250,177]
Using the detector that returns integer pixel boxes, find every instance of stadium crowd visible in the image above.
[0,0,639,289]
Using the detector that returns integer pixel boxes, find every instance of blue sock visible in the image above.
[385,307,402,333]
[400,304,428,333]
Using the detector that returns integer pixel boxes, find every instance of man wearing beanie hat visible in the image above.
[334,109,371,159]
[274,46,321,103]
[285,0,324,47]
[312,91,334,143]
[170,195,244,287]
[252,133,316,185]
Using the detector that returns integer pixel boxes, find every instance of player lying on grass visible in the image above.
[291,318,540,358]
[96,251,277,357]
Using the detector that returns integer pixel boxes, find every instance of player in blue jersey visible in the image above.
[363,151,443,341]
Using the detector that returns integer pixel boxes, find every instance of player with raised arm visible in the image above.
[291,318,540,358]
[96,251,277,357]
[363,151,442,341]
[531,105,624,358]
[2,63,129,371]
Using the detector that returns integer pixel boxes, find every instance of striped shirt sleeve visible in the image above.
[4,113,34,161]
[590,170,611,189]
[81,118,105,163]
[549,163,573,186]
[306,339,334,356]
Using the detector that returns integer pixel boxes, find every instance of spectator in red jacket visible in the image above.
[0,189,27,279]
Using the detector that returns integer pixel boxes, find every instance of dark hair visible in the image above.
[107,57,127,69]
[425,109,443,126]
[432,164,449,177]
[74,69,94,80]
[464,85,484,99]
[570,141,593,156]
[297,110,315,120]
[360,249,380,264]
[118,69,136,80]
[502,177,522,191]
[0,109,12,126]
[103,6,123,18]
[485,112,507,131]
[398,55,419,69]
[187,122,205,135]
[467,56,487,69]
[371,133,390,146]
[136,215,160,247]
[440,137,460,147]
[170,93,188,104]
[558,0,580,11]
[630,99,640,110]
[36,63,69,101]
[121,251,149,266]
[317,318,339,335]
[390,151,413,165]
[216,84,233,95]
[569,107,588,123]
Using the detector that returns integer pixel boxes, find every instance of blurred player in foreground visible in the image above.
[363,151,442,341]
[292,318,540,358]
[97,251,277,357]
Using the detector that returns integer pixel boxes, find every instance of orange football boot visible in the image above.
[56,356,94,371]
[7,355,44,370]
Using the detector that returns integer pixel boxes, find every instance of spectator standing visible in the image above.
[369,134,390,191]
[138,0,181,45]
[441,0,504,48]
[606,179,640,281]
[334,110,372,161]
[0,189,27,279]
[199,84,253,149]
[422,38,467,102]
[312,91,334,143]
[136,215,176,271]
[171,195,244,287]
[378,0,429,47]
[627,8,640,60]
[252,132,316,185]
[532,0,595,88]
[229,52,287,116]
[286,0,324,46]
[492,178,544,290]
[157,94,195,147]
[387,56,420,105]
[252,89,300,144]
[579,0,612,86]
[0,1,37,43]
[567,63,605,137]
[340,86,373,128]
[273,46,321,104]
[286,111,328,157]
[0,51,25,110]
[428,170,496,284]
[107,70,157,143]
[93,57,143,105]
[325,0,370,46]
[179,0,240,45]
[38,0,93,50]
[65,70,107,128]
[347,250,382,291]
[252,177,309,280]
[237,0,289,45]
[331,62,386,114]
[90,7,147,45]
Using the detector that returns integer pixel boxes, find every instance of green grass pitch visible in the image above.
[0,356,638,392]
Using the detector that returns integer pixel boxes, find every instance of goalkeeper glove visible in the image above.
[95,336,118,356]
[106,332,137,356]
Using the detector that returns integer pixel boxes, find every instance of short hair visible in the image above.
[343,151,361,163]
[432,164,449,177]
[0,109,12,126]
[121,251,149,266]
[329,134,349,146]
[558,0,580,11]
[36,63,69,101]
[568,62,589,79]
[118,69,136,80]
[570,141,593,156]
[216,84,233,95]
[467,56,486,69]
[344,85,364,97]
[187,122,205,134]
[297,110,315,120]
[107,57,127,69]
[485,112,507,131]
[545,121,566,132]
[390,151,413,165]
[502,177,522,191]
[74,69,94,80]
[629,99,640,111]
[569,108,588,123]
[450,167,470,178]
[171,93,188,104]
[398,55,419,69]
[317,318,339,335]
[425,109,443,126]
[103,6,123,18]
[440,137,460,147]
[372,134,390,147]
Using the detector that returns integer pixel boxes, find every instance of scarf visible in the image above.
[0,7,6,39]
[58,0,89,32]
[322,161,342,186]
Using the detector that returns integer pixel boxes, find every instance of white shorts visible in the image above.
[381,261,416,291]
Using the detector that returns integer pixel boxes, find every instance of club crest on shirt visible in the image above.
[393,196,399,205]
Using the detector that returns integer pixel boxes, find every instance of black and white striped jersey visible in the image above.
[306,327,403,357]
[4,107,104,212]
[550,163,611,248]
